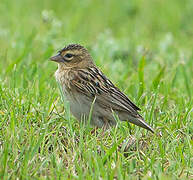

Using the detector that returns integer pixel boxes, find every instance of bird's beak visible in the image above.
[50,54,65,63]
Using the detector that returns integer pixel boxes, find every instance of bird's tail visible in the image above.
[129,116,154,133]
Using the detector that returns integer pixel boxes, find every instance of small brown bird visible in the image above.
[50,44,154,133]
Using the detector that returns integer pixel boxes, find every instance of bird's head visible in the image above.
[50,44,94,69]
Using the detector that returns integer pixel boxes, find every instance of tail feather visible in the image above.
[129,116,154,133]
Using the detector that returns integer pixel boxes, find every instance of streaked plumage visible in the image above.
[50,44,154,133]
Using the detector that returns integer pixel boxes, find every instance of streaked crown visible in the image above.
[50,44,94,68]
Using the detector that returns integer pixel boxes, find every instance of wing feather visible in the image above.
[70,67,140,116]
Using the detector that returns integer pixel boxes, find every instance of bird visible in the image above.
[50,44,154,133]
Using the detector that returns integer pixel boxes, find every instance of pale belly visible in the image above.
[62,85,116,127]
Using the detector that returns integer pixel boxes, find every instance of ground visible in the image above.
[0,0,192,179]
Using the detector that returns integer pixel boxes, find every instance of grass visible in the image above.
[0,0,193,179]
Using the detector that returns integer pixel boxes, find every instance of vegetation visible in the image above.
[0,0,192,179]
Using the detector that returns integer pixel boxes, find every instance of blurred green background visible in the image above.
[1,0,193,96]
[0,0,193,179]
[1,0,193,57]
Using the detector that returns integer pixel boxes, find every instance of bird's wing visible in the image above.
[70,67,140,116]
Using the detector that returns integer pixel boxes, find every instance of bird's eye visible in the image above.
[64,53,73,58]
